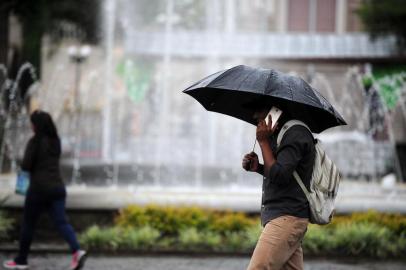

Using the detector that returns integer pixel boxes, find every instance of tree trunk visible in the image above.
[0,7,9,66]
[21,18,42,78]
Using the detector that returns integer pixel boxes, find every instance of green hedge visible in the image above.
[303,211,406,258]
[80,206,406,258]
[115,205,256,236]
[0,210,13,242]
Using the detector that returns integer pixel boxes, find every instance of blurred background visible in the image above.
[1,0,405,191]
[0,0,406,267]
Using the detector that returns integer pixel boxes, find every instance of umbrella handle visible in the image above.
[244,140,257,171]
[252,140,257,152]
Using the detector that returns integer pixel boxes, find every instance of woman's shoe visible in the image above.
[70,250,87,270]
[3,260,29,269]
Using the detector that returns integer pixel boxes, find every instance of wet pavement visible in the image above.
[0,253,405,270]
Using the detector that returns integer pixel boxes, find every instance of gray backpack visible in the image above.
[277,120,341,225]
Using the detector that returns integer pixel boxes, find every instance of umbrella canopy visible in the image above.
[183,65,346,133]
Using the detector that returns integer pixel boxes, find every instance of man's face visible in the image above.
[253,108,269,124]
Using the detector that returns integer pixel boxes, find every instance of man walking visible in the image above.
[242,108,315,270]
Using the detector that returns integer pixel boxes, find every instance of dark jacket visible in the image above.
[21,136,64,192]
[260,125,315,226]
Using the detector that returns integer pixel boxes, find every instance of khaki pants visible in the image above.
[247,215,308,270]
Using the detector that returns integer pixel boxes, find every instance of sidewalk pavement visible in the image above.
[1,173,406,213]
[0,253,405,270]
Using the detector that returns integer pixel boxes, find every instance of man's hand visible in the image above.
[256,115,278,143]
[242,152,259,172]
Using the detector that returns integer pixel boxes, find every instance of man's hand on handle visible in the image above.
[242,152,259,172]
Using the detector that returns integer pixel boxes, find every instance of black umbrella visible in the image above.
[183,65,346,133]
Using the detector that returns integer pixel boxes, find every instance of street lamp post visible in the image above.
[68,45,91,185]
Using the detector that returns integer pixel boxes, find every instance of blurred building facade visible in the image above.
[6,0,404,183]
[123,0,398,134]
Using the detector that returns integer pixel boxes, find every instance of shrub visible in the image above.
[244,224,262,250]
[302,225,334,254]
[79,225,123,250]
[223,231,248,252]
[331,222,396,258]
[81,207,406,257]
[156,236,176,250]
[210,212,257,234]
[178,228,203,250]
[0,211,13,242]
[121,226,160,249]
[116,205,212,235]
[115,205,256,236]
[201,231,222,250]
[396,232,406,254]
[331,211,406,235]
[115,205,149,228]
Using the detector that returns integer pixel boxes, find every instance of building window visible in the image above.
[346,0,363,32]
[288,0,336,32]
[288,0,310,32]
[316,0,336,32]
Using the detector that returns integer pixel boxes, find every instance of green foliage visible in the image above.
[178,228,204,250]
[121,226,160,250]
[397,232,406,254]
[209,212,257,234]
[303,225,334,254]
[244,224,262,249]
[11,0,101,43]
[0,211,13,241]
[80,225,160,251]
[362,71,406,109]
[201,231,222,250]
[332,223,395,258]
[357,0,406,52]
[79,225,123,250]
[362,76,373,89]
[116,205,212,235]
[303,211,406,258]
[81,207,406,257]
[115,205,255,237]
[4,0,101,76]
[116,59,153,103]
[331,211,406,235]
[223,232,246,252]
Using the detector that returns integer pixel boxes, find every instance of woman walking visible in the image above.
[3,110,87,270]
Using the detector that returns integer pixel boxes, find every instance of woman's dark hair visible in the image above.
[30,110,59,139]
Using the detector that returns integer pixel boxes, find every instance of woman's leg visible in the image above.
[48,187,80,253]
[15,192,43,264]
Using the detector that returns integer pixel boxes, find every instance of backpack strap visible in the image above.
[276,120,311,148]
[293,171,311,200]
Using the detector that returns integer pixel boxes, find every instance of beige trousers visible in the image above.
[247,215,309,270]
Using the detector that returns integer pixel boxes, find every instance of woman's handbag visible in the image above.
[15,170,30,195]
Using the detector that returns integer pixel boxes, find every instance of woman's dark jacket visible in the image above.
[21,136,64,192]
